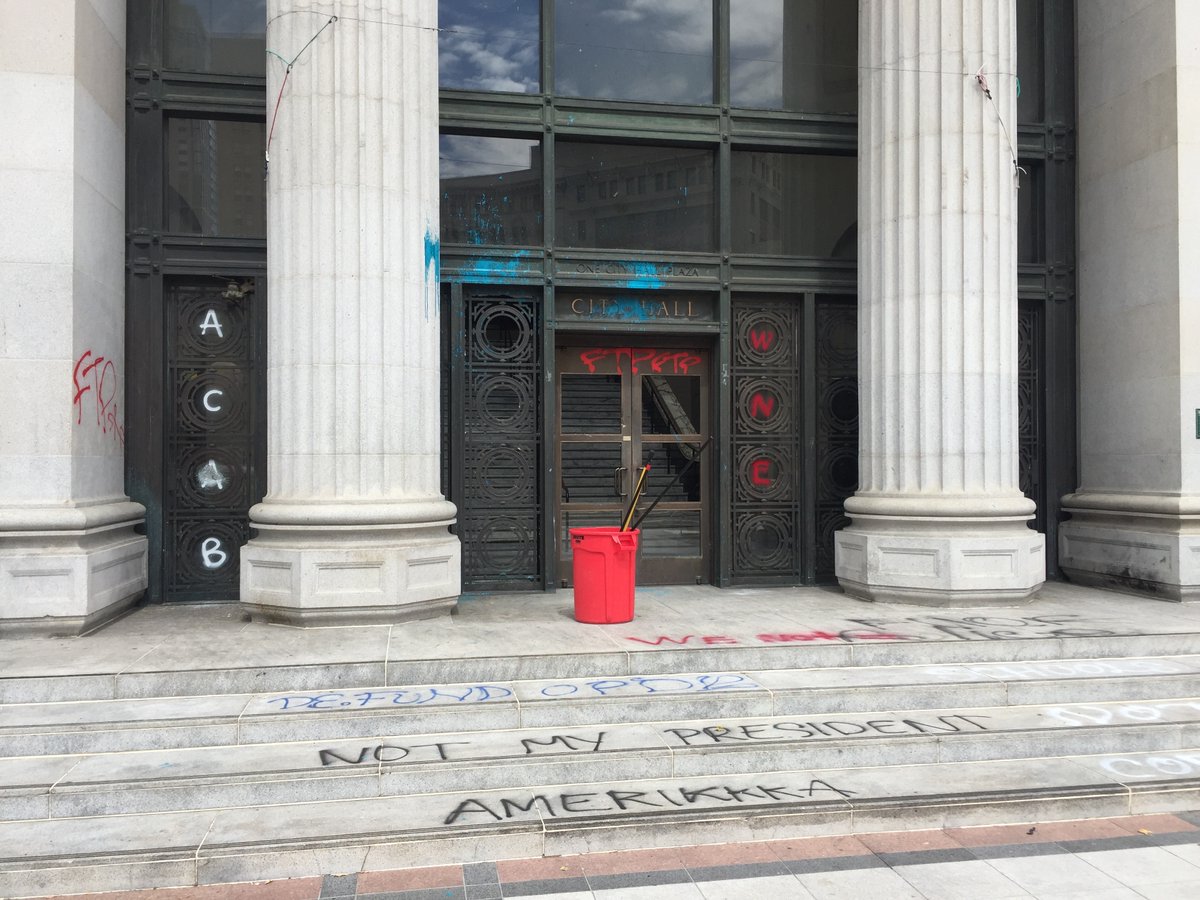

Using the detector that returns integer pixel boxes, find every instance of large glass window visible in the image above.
[555,142,715,252]
[440,135,543,246]
[439,0,540,93]
[554,0,714,105]
[166,118,265,236]
[166,0,266,76]
[730,0,855,114]
[731,152,855,257]
[1016,0,1044,122]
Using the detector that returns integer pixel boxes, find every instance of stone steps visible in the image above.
[4,647,1200,897]
[3,616,1195,704]
[3,697,1200,822]
[5,655,1200,755]
[2,751,1199,898]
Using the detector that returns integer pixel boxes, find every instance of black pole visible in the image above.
[629,438,711,532]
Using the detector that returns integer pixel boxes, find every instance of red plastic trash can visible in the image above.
[570,527,639,624]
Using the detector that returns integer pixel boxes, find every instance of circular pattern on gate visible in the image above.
[472,304,533,363]
[735,377,790,434]
[734,512,793,571]
[173,519,246,585]
[819,446,858,496]
[466,516,535,575]
[175,446,245,509]
[473,373,535,430]
[735,445,792,502]
[819,378,857,432]
[735,310,790,367]
[175,292,249,359]
[817,307,856,368]
[465,444,535,504]
[177,369,247,433]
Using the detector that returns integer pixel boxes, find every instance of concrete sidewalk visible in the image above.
[23,811,1200,899]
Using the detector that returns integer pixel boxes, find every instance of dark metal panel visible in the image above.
[729,296,802,582]
[729,258,857,292]
[729,113,857,151]
[458,288,544,590]
[440,92,545,130]
[441,248,546,283]
[550,100,722,141]
[813,296,858,582]
[801,295,817,584]
[553,252,721,289]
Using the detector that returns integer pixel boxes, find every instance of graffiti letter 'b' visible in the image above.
[201,537,228,569]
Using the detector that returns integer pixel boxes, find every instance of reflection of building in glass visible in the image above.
[554,145,715,252]
[731,152,856,258]
[168,120,265,237]
[166,0,267,75]
[169,119,219,234]
[781,0,856,113]
[440,145,543,246]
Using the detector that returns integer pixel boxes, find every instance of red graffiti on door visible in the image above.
[748,328,776,351]
[578,348,701,375]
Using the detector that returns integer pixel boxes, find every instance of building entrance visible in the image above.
[556,344,711,586]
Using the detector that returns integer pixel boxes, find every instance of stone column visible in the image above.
[0,0,148,634]
[835,0,1045,604]
[1059,1,1200,601]
[241,0,460,624]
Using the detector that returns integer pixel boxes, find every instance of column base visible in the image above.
[1059,493,1200,602]
[240,503,461,625]
[835,497,1045,606]
[0,501,148,636]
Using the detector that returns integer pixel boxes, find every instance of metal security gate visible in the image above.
[447,287,544,590]
[162,279,266,601]
[729,294,858,584]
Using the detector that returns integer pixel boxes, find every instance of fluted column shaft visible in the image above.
[836,0,1044,605]
[242,0,460,624]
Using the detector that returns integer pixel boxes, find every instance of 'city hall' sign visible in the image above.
[558,294,715,324]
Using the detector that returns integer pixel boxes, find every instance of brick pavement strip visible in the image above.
[24,812,1200,900]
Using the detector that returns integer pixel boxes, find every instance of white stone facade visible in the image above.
[1058,0,1200,601]
[0,0,147,634]
[2,1,1198,629]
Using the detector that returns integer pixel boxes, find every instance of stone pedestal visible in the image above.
[241,0,460,624]
[0,0,147,635]
[835,0,1045,605]
[1059,1,1200,602]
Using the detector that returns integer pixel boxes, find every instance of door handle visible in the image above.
[614,466,628,497]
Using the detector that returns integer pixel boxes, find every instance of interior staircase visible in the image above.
[3,616,1200,897]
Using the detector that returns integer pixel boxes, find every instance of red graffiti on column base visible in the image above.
[73,350,125,447]
[578,348,701,375]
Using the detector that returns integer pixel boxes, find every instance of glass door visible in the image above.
[556,344,710,585]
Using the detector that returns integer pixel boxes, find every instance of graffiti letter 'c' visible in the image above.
[202,389,225,412]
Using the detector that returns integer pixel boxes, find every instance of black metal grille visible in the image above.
[459,290,543,589]
[814,297,859,579]
[163,281,263,601]
[731,299,802,579]
[1018,300,1044,533]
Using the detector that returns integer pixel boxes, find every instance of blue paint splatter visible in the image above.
[624,262,665,290]
[424,228,440,318]
[424,230,441,283]
[460,251,529,284]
